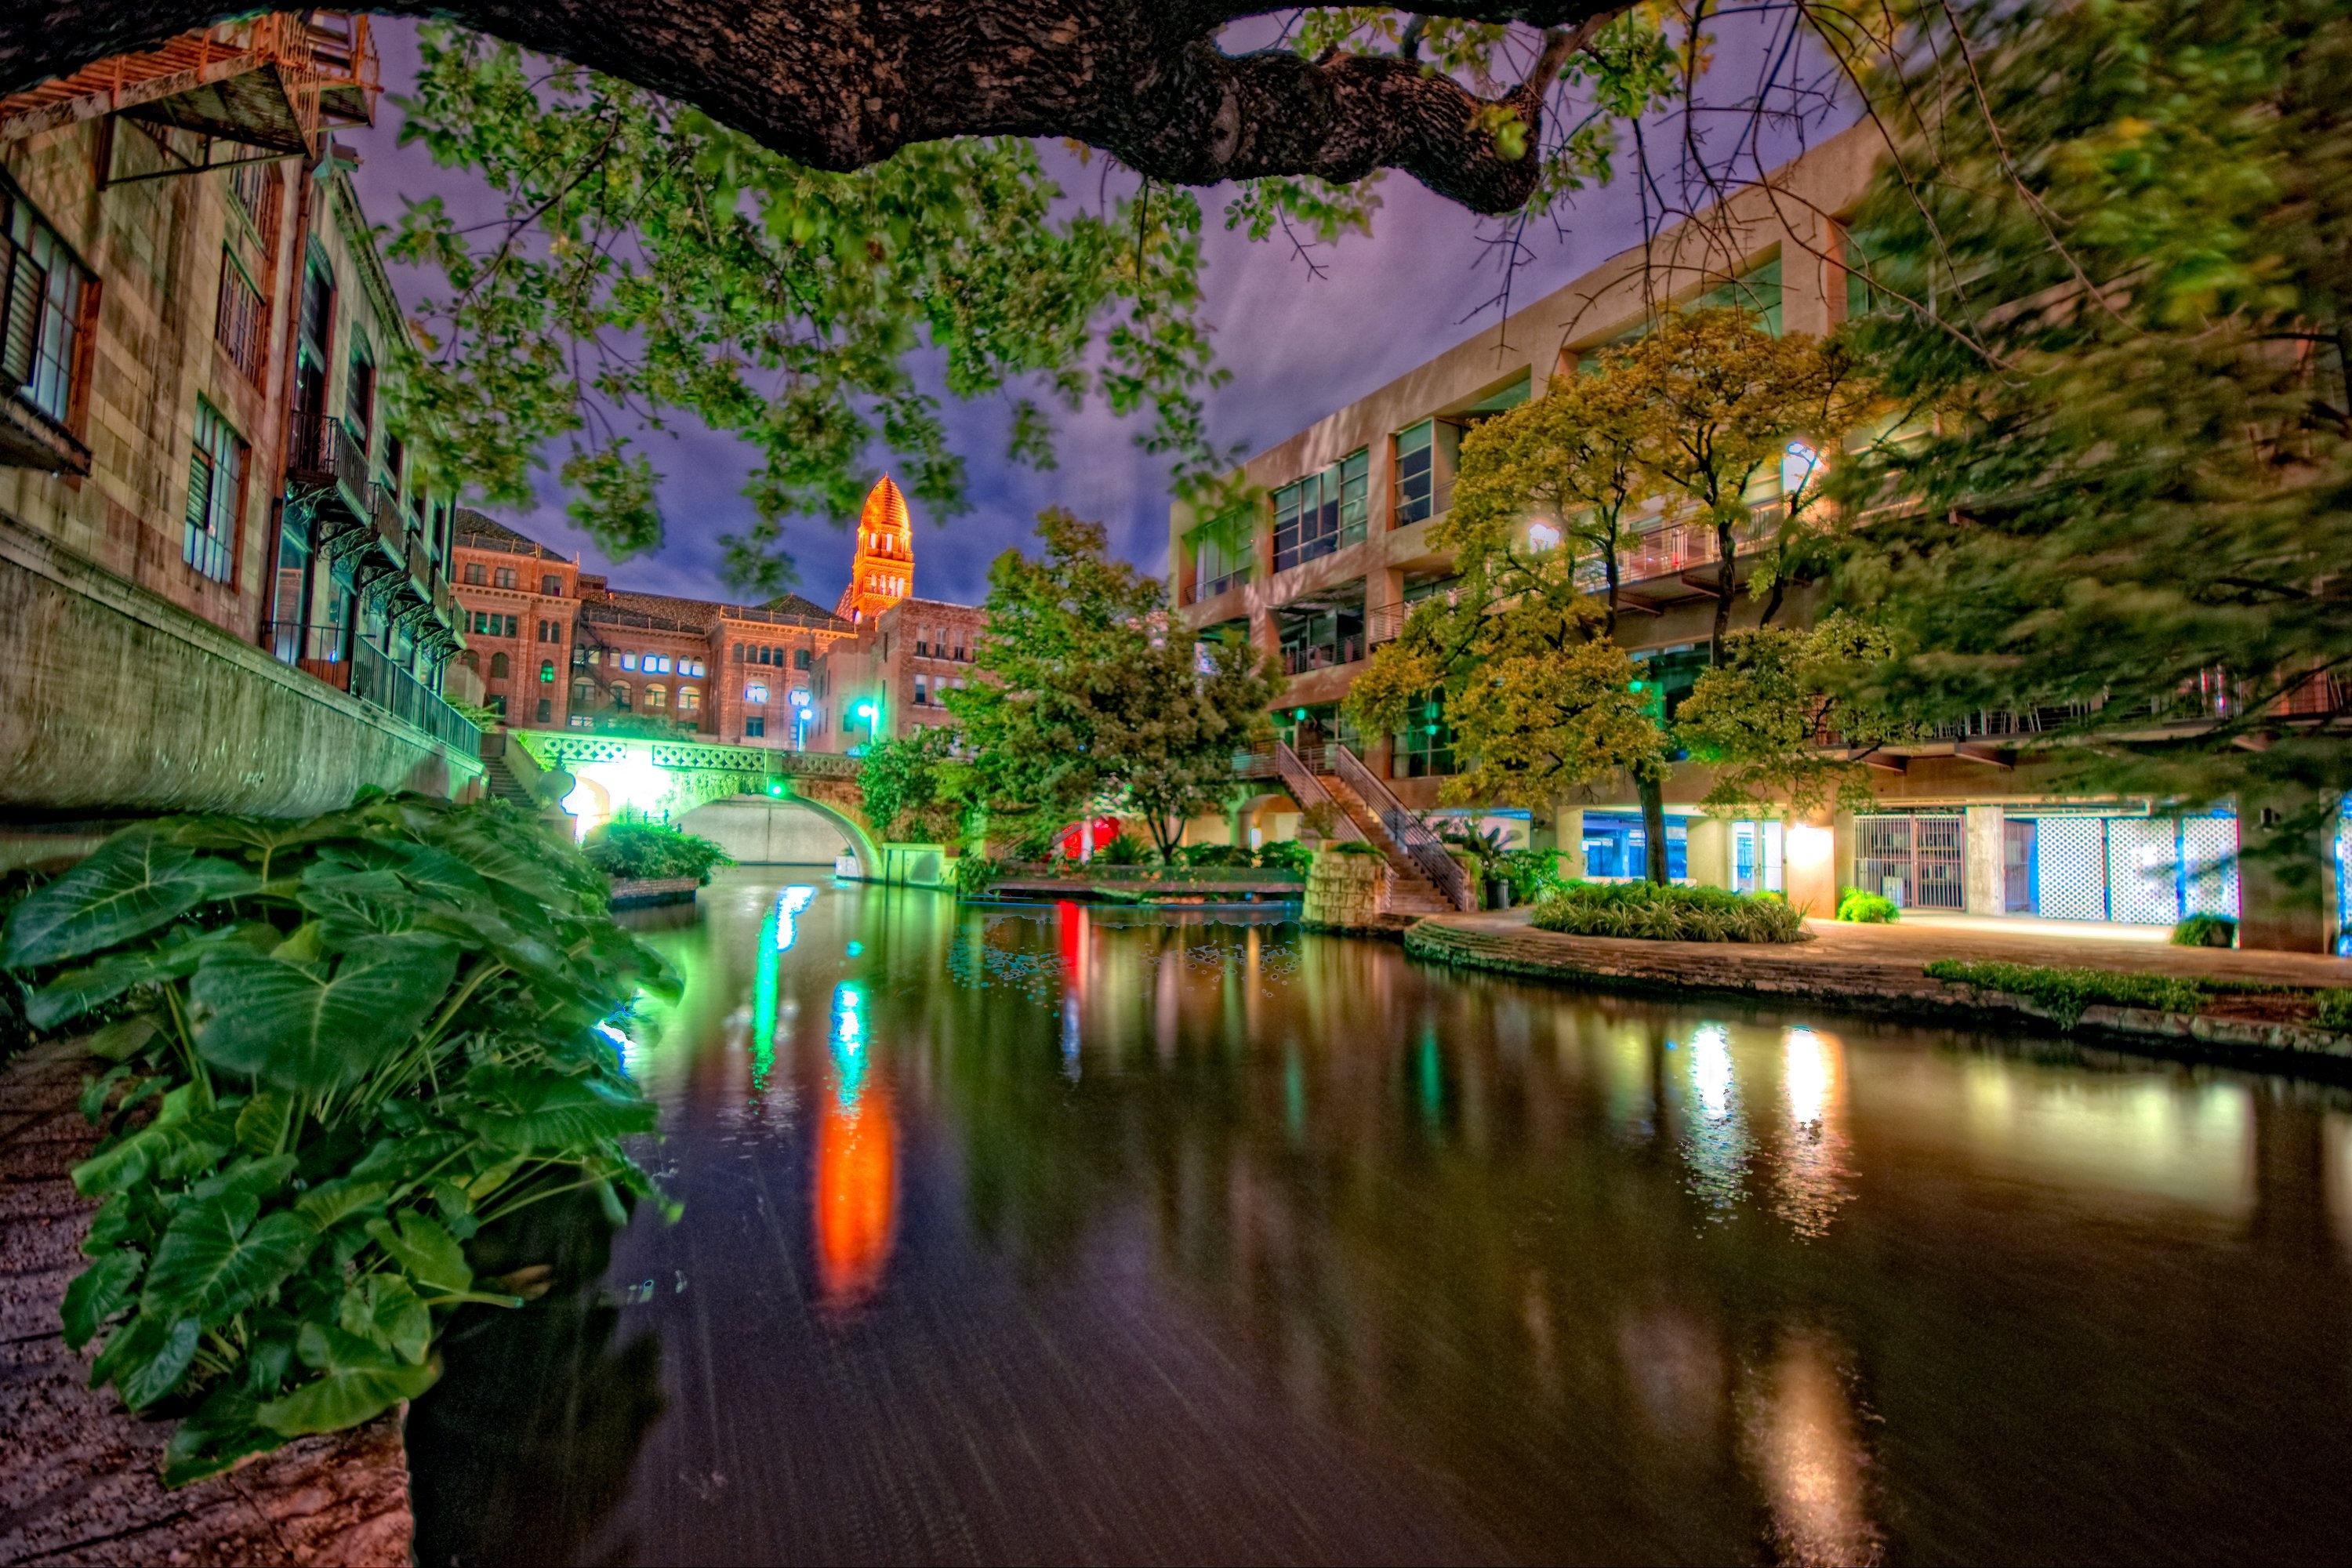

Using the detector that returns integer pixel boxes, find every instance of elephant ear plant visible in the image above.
[0,793,678,1486]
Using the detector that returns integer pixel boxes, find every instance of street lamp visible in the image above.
[789,687,811,752]
[855,699,879,744]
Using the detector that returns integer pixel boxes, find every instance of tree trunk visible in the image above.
[1711,513,1737,663]
[1636,767,1669,884]
[1602,520,1621,641]
[5,2,1630,215]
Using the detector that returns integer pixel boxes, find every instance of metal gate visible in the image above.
[1853,815,1966,911]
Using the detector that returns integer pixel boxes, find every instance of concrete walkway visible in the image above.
[1404,910,2352,1064]
[0,1039,412,1566]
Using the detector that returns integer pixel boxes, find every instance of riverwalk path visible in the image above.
[0,1039,412,1566]
[1406,909,2352,1062]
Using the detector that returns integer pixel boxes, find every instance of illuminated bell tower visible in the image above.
[835,475,914,623]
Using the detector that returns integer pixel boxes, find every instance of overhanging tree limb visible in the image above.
[2,0,1632,214]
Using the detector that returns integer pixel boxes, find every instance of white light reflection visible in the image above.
[1743,1330,1884,1567]
[1785,1027,1831,1129]
[775,884,818,950]
[1693,1024,1734,1120]
[1773,1026,1856,1239]
[1679,1023,1751,1214]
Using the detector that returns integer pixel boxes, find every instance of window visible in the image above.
[228,162,282,252]
[1690,256,1784,336]
[1272,449,1369,572]
[746,682,769,704]
[648,655,671,674]
[679,687,699,712]
[1393,691,1456,779]
[687,659,704,677]
[493,568,517,590]
[1394,420,1462,527]
[183,401,245,582]
[612,682,631,710]
[746,716,766,738]
[915,674,928,706]
[299,256,333,371]
[620,652,637,671]
[1185,507,1254,600]
[572,678,596,708]
[794,648,811,670]
[470,612,518,637]
[538,619,564,642]
[734,642,746,662]
[214,252,267,383]
[645,683,668,710]
[541,573,563,596]
[3,187,91,430]
[463,562,486,586]
[535,697,551,723]
[490,652,510,678]
[539,659,555,683]
[346,347,374,448]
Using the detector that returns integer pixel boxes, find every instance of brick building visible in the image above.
[0,17,482,837]
[807,596,986,754]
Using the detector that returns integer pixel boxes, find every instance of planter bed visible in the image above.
[607,874,703,907]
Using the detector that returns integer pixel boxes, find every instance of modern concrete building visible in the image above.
[1169,122,2342,946]
[0,17,480,858]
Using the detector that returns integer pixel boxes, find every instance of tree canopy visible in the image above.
[948,509,1279,856]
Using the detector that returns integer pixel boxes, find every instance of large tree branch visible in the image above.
[2,1,1627,213]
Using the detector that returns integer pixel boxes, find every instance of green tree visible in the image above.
[949,510,1279,858]
[1828,0,2352,916]
[1675,615,1922,820]
[858,726,975,843]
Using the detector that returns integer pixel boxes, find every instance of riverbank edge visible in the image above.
[1403,915,2352,1073]
[0,1036,415,1565]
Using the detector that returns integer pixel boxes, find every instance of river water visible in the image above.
[408,871,2352,1566]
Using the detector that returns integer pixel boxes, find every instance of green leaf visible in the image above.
[27,924,276,1029]
[92,1312,201,1408]
[296,864,426,944]
[162,1387,278,1488]
[339,1275,430,1365]
[191,933,460,1094]
[235,1091,294,1158]
[365,1210,472,1296]
[255,1323,439,1436]
[78,1065,129,1121]
[61,1248,145,1349]
[71,1086,234,1196]
[1,829,256,969]
[294,1177,391,1232]
[457,1065,657,1152]
[143,1163,313,1327]
[85,1014,162,1062]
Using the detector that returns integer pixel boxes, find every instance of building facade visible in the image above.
[0,16,479,848]
[1169,122,2341,945]
[804,595,987,754]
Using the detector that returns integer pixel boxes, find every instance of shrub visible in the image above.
[2316,990,2352,1032]
[1174,843,1253,869]
[0,795,677,1485]
[1328,840,1381,857]
[2170,913,2237,949]
[950,854,1002,897]
[1256,840,1314,873]
[1837,887,1900,923]
[582,821,734,883]
[1098,832,1149,866]
[1922,960,2206,1028]
[1530,880,1809,943]
[1498,848,1563,904]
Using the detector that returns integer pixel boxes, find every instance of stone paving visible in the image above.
[0,1040,412,1567]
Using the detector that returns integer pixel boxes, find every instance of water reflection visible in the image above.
[412,873,2352,1566]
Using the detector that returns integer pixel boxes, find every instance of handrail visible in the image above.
[1330,743,1472,909]
[1272,742,1363,842]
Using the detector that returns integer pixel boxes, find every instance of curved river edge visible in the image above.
[0,1038,412,1567]
[1405,909,2352,1072]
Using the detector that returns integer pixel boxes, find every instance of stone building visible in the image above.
[0,17,478,855]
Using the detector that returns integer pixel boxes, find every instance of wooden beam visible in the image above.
[1952,742,2014,769]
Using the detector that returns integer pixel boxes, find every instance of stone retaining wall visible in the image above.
[608,875,702,907]
[0,1040,413,1565]
[1301,849,1388,932]
[1405,916,2352,1067]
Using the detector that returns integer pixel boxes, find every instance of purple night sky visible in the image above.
[342,20,1842,609]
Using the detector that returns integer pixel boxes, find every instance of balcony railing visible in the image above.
[287,410,367,506]
[1331,743,1474,910]
[1189,569,1247,604]
[1282,635,1364,675]
[348,637,481,753]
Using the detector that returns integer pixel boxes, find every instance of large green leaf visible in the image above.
[28,923,278,1029]
[294,1176,391,1232]
[458,1066,657,1152]
[191,933,459,1093]
[296,864,427,945]
[143,1157,313,1326]
[70,1086,235,1197]
[255,1323,439,1436]
[339,1275,430,1364]
[91,1311,201,1408]
[0,829,256,969]
[425,814,604,909]
[235,1091,294,1158]
[365,1210,472,1296]
[60,1248,145,1349]
[161,1387,278,1488]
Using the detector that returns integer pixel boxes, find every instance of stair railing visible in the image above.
[1272,742,1363,842]
[1330,744,1473,909]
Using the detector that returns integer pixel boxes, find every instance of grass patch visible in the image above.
[2170,913,2237,948]
[1530,881,1807,944]
[1926,960,2216,1027]
[2318,990,2352,1031]
[1837,887,1900,923]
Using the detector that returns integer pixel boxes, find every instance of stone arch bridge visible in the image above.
[510,731,880,872]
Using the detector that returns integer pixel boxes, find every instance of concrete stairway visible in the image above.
[1319,772,1456,916]
[480,744,539,808]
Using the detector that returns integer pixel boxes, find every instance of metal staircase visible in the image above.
[1312,744,1472,913]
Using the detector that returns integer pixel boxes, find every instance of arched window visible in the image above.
[572,679,596,708]
[645,683,667,710]
[745,683,769,705]
[539,659,554,683]
[489,652,510,679]
[679,687,699,712]
[612,682,631,710]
